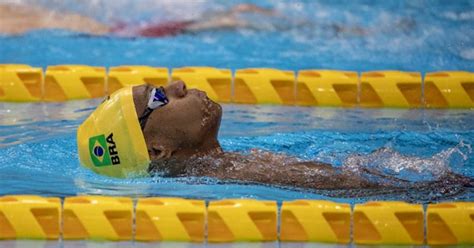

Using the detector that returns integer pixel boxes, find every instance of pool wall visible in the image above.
[0,195,472,245]
[0,64,473,108]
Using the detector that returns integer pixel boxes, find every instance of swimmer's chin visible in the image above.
[204,98,223,139]
[211,99,222,114]
[210,99,223,122]
[202,94,223,116]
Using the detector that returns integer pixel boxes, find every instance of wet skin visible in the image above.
[132,81,378,190]
[133,81,472,195]
[133,81,222,160]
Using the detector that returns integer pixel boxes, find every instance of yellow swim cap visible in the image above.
[77,86,150,178]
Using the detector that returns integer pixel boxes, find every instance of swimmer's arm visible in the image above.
[185,17,247,32]
[185,17,282,32]
[185,4,280,32]
[0,3,109,35]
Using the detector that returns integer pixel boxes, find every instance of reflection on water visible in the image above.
[0,100,100,146]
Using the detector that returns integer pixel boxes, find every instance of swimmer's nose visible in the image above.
[166,80,187,98]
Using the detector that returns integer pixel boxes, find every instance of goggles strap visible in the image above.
[139,107,154,130]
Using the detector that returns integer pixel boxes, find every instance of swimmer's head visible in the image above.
[77,81,222,178]
[133,81,222,160]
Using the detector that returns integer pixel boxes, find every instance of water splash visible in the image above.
[330,141,473,202]
[343,141,471,183]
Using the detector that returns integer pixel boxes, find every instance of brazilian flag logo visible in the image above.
[89,134,112,167]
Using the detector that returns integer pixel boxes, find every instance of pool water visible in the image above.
[0,101,472,203]
[0,1,473,246]
[0,0,473,203]
[0,0,473,71]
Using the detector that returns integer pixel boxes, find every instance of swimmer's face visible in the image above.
[133,81,222,160]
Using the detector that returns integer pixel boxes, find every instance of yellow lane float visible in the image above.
[234,68,295,104]
[207,199,277,242]
[0,195,60,239]
[280,200,351,243]
[353,201,424,245]
[1,64,473,108]
[425,71,474,108]
[63,196,133,241]
[108,66,169,94]
[0,64,43,102]
[135,197,205,242]
[297,70,358,106]
[44,65,106,101]
[360,71,422,108]
[427,202,473,245]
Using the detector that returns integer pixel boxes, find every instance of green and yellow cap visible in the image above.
[77,86,150,178]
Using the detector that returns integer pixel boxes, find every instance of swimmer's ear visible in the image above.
[149,142,176,160]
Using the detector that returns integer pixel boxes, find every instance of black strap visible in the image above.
[139,107,154,130]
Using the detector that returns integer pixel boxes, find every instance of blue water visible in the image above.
[0,0,473,203]
[0,0,473,71]
[0,2,473,247]
[0,101,473,203]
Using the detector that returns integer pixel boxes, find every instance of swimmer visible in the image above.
[0,3,281,37]
[77,81,472,198]
[0,2,414,38]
